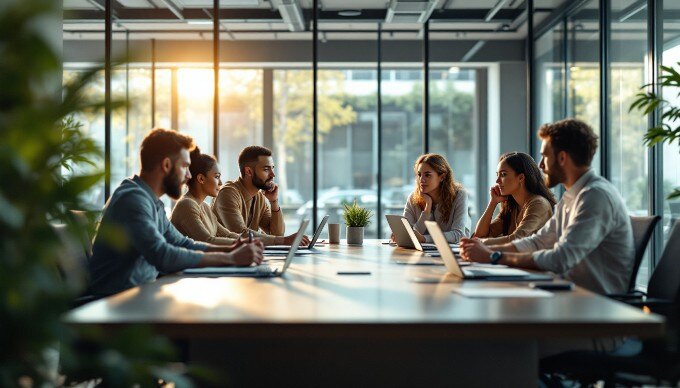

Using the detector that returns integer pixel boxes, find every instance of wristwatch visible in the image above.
[490,251,503,265]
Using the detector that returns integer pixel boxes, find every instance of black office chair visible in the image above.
[626,215,660,293]
[540,220,680,386]
[51,223,97,308]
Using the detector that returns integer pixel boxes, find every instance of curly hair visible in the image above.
[412,153,463,223]
[537,118,599,167]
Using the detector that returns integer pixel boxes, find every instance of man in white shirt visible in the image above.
[460,118,634,294]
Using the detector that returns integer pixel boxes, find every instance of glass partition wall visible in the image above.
[532,0,676,289]
[63,5,488,240]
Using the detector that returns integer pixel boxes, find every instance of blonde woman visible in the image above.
[401,153,470,244]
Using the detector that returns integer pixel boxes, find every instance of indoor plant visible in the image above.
[630,63,680,200]
[0,0,196,386]
[342,201,373,245]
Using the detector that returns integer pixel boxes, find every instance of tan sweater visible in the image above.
[170,193,239,245]
[483,195,553,245]
[211,178,285,245]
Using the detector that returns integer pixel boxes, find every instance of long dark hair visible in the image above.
[498,152,556,235]
[187,147,217,187]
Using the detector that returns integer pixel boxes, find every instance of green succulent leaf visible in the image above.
[342,200,373,227]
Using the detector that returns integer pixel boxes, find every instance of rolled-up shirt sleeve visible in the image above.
[531,188,613,274]
[119,192,204,273]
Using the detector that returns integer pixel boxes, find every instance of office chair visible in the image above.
[540,220,680,386]
[624,215,660,294]
[51,223,97,309]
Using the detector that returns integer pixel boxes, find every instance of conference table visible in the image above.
[66,240,664,387]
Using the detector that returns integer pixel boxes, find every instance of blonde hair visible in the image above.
[412,153,462,223]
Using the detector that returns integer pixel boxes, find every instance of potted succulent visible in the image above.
[342,201,373,246]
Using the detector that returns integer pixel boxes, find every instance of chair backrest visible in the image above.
[647,220,680,301]
[628,215,661,292]
[69,210,94,259]
[51,223,89,291]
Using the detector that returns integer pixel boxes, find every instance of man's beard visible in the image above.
[252,175,272,191]
[543,161,566,188]
[163,170,184,199]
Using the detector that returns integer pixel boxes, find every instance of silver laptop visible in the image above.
[425,221,552,281]
[265,215,329,251]
[184,220,309,277]
[385,215,437,251]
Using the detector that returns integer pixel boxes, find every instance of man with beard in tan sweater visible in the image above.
[212,146,310,246]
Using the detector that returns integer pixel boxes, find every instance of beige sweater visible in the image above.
[482,195,553,245]
[212,178,284,245]
[171,193,239,245]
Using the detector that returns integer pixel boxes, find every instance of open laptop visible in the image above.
[265,215,329,251]
[385,215,438,251]
[183,220,309,278]
[425,221,552,281]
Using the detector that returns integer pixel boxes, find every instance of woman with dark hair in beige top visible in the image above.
[474,152,556,245]
[171,148,242,245]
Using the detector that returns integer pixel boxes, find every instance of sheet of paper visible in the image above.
[452,288,553,298]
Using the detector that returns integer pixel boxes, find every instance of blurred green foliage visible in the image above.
[0,0,195,386]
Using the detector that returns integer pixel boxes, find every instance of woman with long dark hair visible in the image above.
[171,147,242,245]
[474,152,556,244]
[401,153,470,244]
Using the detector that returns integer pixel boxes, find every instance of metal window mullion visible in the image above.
[377,23,383,238]
[563,18,569,119]
[104,0,112,201]
[648,0,664,268]
[125,30,130,176]
[312,0,318,231]
[600,0,610,180]
[151,39,156,128]
[527,0,535,157]
[423,21,429,154]
[213,0,220,158]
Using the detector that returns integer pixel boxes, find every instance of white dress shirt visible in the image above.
[512,169,634,294]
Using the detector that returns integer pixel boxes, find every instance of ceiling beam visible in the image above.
[617,0,646,22]
[461,40,485,61]
[158,0,184,20]
[64,8,554,23]
[485,0,511,22]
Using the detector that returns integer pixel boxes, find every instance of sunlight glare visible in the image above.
[160,278,236,309]
[178,69,214,101]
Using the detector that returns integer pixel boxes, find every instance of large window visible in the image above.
[534,22,566,162]
[217,69,263,181]
[273,70,314,234]
[63,68,106,209]
[65,63,482,240]
[381,68,425,237]
[662,28,680,246]
[610,2,650,286]
[429,68,478,221]
[533,0,678,289]
[567,0,600,172]
[318,69,378,237]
